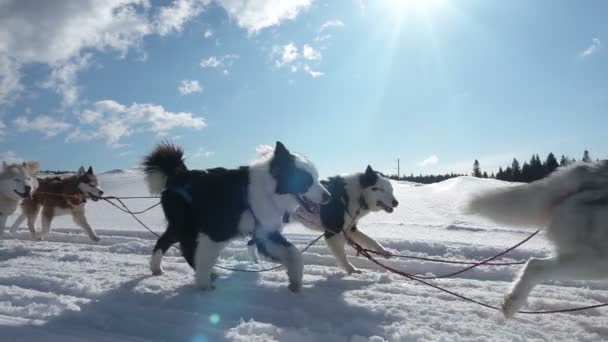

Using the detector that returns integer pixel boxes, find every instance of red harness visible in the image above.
[67,193,87,207]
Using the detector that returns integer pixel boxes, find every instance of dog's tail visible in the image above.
[141,143,187,194]
[466,162,608,227]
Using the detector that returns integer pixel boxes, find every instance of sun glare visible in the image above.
[388,0,447,12]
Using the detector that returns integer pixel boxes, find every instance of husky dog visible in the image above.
[11,166,104,241]
[467,161,608,318]
[0,161,39,234]
[142,142,330,292]
[285,165,399,274]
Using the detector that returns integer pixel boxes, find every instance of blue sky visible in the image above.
[0,0,606,177]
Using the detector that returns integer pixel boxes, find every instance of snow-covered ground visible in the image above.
[1,171,608,341]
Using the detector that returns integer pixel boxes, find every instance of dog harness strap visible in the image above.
[358,195,369,211]
[171,184,192,204]
[67,194,86,207]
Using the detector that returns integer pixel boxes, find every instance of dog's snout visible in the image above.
[24,185,32,195]
[322,192,331,204]
[98,190,104,196]
[392,200,399,207]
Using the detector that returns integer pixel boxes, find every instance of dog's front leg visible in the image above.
[72,209,100,242]
[325,231,361,274]
[255,230,303,292]
[9,213,26,234]
[346,227,392,258]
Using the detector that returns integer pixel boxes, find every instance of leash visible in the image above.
[348,239,608,315]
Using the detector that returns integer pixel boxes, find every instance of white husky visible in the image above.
[467,161,608,318]
[0,161,39,234]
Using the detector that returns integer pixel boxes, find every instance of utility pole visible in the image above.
[397,158,400,179]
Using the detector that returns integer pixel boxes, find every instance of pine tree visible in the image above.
[582,150,592,163]
[545,153,559,175]
[560,155,568,166]
[473,160,482,178]
[496,167,504,180]
[511,158,522,182]
[504,166,513,182]
[483,171,488,178]
[521,162,531,183]
[490,172,495,178]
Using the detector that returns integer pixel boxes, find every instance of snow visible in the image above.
[1,171,607,341]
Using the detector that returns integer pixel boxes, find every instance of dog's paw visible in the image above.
[195,281,216,291]
[288,282,302,293]
[91,235,101,243]
[346,267,363,275]
[151,267,163,276]
[502,292,524,319]
[379,248,394,259]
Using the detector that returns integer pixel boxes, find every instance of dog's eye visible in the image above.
[371,187,379,191]
[14,178,22,183]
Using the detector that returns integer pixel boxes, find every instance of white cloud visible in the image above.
[0,0,215,106]
[302,44,321,60]
[200,56,222,68]
[188,147,214,159]
[303,64,323,78]
[275,43,299,67]
[39,54,92,108]
[154,0,210,36]
[200,54,239,70]
[13,115,72,137]
[69,100,206,145]
[580,37,601,58]
[215,0,312,34]
[203,29,213,38]
[0,150,21,163]
[319,19,344,33]
[419,155,439,167]
[178,79,203,95]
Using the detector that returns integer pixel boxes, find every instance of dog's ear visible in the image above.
[273,141,292,165]
[26,161,39,173]
[87,166,93,175]
[361,165,379,188]
[78,166,86,176]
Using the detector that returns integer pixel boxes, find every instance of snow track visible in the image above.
[1,172,608,341]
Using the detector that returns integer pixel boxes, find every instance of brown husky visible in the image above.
[11,166,104,241]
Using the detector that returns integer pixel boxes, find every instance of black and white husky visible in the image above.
[142,142,330,292]
[284,165,399,274]
[467,161,608,318]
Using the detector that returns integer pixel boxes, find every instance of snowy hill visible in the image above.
[1,173,607,341]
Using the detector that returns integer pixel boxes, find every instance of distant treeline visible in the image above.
[38,170,74,175]
[387,150,600,184]
[474,150,598,183]
[387,173,466,184]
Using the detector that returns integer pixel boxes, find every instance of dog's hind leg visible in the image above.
[9,213,26,234]
[0,215,7,235]
[503,254,608,318]
[325,231,361,274]
[151,228,178,275]
[72,209,100,242]
[346,227,391,258]
[38,206,55,241]
[193,233,227,290]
